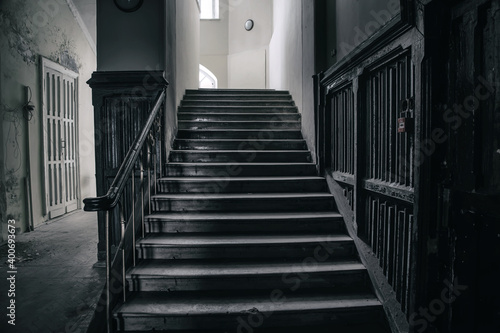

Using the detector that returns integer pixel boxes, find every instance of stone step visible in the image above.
[151,192,336,212]
[156,176,327,193]
[164,163,317,177]
[174,139,307,150]
[177,113,301,122]
[127,259,369,292]
[144,211,344,234]
[176,129,303,140]
[181,100,295,107]
[136,233,355,260]
[178,120,301,130]
[178,105,299,113]
[168,150,311,163]
[113,290,384,331]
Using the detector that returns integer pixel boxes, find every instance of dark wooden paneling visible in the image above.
[88,71,167,261]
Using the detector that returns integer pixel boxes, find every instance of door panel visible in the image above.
[41,57,79,219]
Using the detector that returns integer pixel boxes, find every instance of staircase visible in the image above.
[113,89,390,332]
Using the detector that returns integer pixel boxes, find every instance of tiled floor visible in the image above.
[0,210,105,333]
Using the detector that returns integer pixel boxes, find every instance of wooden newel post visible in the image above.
[87,71,168,263]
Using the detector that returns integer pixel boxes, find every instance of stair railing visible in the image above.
[83,89,165,333]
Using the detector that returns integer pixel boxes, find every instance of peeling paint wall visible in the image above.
[0,0,97,241]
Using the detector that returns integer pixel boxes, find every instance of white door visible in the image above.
[41,57,79,219]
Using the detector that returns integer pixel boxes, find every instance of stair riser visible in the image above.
[179,121,301,130]
[169,151,311,163]
[183,95,292,101]
[157,179,327,193]
[186,89,290,95]
[137,241,356,260]
[115,306,383,332]
[181,101,295,107]
[179,106,298,113]
[177,130,303,140]
[164,165,317,177]
[145,219,344,234]
[128,271,369,292]
[178,114,301,122]
[151,197,335,212]
[174,140,308,150]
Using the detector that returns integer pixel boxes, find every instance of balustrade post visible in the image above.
[119,204,126,303]
[140,154,145,239]
[147,137,152,215]
[105,210,111,333]
[131,171,136,267]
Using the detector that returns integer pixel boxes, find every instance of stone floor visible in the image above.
[0,210,105,333]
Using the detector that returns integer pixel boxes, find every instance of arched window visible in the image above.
[199,65,218,89]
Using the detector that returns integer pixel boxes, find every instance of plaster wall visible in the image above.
[200,0,230,88]
[72,0,96,44]
[227,0,272,88]
[174,0,200,106]
[164,0,177,157]
[163,0,200,155]
[0,0,96,239]
[200,55,228,89]
[269,0,316,160]
[96,0,165,71]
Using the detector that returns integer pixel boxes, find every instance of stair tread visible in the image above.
[138,233,352,246]
[128,259,365,277]
[152,193,334,199]
[186,89,290,93]
[182,100,294,102]
[158,176,324,181]
[179,120,300,122]
[145,211,342,221]
[187,93,292,101]
[167,162,314,166]
[175,139,305,142]
[114,291,381,316]
[178,129,301,132]
[171,150,309,153]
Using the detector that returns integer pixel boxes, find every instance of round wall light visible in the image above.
[245,19,254,31]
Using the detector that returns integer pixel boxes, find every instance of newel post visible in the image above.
[87,71,168,264]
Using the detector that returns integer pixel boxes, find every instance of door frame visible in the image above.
[40,56,81,219]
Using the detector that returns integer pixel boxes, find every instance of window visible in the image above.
[199,65,218,89]
[199,0,219,19]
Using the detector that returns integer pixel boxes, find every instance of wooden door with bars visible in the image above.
[41,57,79,219]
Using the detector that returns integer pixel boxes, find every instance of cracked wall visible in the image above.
[0,0,96,241]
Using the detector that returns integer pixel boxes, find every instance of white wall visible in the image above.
[200,0,229,88]
[227,0,272,88]
[0,0,97,237]
[200,0,273,89]
[174,0,200,105]
[269,0,316,161]
[163,0,200,156]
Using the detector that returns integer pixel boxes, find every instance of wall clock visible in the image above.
[114,0,144,13]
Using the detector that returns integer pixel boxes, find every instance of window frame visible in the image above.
[199,0,219,20]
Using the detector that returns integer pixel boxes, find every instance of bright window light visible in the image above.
[200,0,219,19]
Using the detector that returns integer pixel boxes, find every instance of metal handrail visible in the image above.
[84,89,165,212]
[83,88,165,333]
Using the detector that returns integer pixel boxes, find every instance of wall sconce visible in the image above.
[245,19,254,31]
